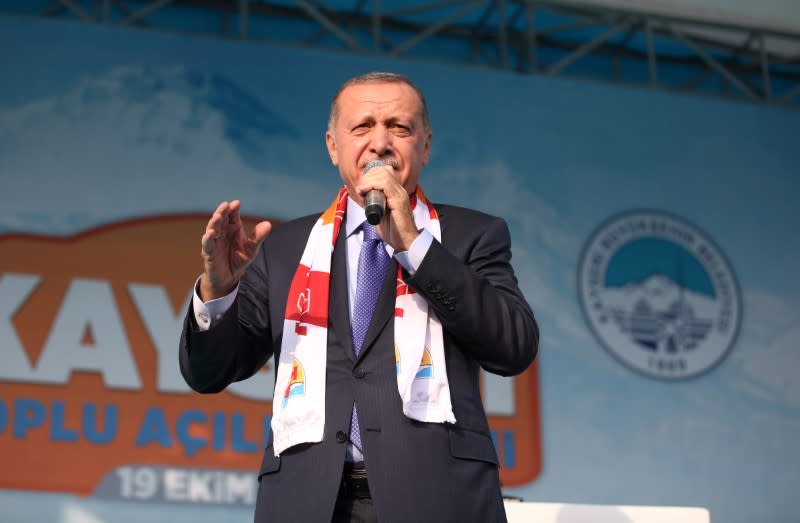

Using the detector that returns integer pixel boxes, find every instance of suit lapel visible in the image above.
[356,257,397,363]
[435,204,446,241]
[329,220,354,363]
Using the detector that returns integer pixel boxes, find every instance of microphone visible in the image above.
[362,160,389,225]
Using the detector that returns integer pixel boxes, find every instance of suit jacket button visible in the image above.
[336,431,347,443]
[353,368,366,379]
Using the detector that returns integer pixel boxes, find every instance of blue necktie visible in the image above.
[349,222,390,451]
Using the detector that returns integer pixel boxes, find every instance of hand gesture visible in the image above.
[199,200,272,301]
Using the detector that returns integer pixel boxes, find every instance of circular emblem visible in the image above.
[578,210,741,380]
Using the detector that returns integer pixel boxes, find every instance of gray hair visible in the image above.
[328,72,431,132]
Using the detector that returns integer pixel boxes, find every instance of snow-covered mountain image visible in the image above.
[602,274,715,353]
[5,64,299,165]
[0,65,329,234]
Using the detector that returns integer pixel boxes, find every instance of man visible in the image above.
[179,72,538,522]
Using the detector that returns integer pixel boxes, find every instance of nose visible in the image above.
[369,125,392,157]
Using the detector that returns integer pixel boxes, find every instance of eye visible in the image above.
[391,123,412,135]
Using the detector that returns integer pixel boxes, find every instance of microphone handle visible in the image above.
[365,189,385,225]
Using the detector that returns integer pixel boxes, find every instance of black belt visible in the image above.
[339,462,370,499]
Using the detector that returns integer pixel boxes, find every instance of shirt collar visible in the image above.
[345,196,366,238]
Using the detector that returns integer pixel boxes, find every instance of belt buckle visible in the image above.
[342,463,370,499]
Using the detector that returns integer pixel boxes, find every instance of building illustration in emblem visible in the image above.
[605,274,713,354]
[579,211,741,380]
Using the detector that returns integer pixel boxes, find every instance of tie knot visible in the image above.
[362,222,381,243]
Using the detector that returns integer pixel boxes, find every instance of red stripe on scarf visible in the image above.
[285,265,331,329]
[282,188,349,331]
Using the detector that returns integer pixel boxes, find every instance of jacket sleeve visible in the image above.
[406,212,538,376]
[178,245,274,393]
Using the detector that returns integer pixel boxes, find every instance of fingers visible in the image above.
[205,201,230,239]
[251,220,272,244]
[201,228,217,255]
[245,220,272,257]
[202,201,228,254]
[356,167,396,198]
[356,170,410,215]
[227,200,242,228]
[203,200,244,244]
[202,201,271,256]
[357,173,418,250]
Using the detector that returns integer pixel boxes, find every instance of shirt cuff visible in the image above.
[192,277,239,331]
[394,229,434,275]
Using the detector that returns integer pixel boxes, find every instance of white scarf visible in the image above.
[270,186,456,456]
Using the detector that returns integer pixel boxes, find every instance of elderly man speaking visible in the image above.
[179,71,539,523]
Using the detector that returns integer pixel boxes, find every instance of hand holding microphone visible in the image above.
[357,159,420,252]
[363,160,390,225]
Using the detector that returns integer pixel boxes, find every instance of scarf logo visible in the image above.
[296,287,311,316]
[415,349,433,379]
[395,346,434,378]
[396,277,415,296]
[395,277,416,318]
[281,358,306,408]
[294,287,311,336]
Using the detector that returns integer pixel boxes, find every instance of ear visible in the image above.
[325,130,339,166]
[422,130,432,166]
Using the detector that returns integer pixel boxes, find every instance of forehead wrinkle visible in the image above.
[349,97,403,117]
[354,92,401,104]
[333,83,427,130]
[341,104,417,129]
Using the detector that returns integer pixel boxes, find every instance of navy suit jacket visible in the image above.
[179,203,538,523]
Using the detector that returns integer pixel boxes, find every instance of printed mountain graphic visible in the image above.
[602,274,715,353]
[5,65,297,167]
[0,65,325,233]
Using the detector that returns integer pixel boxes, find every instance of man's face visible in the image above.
[326,82,432,203]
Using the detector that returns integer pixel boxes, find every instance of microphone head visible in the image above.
[362,159,389,174]
[363,160,388,225]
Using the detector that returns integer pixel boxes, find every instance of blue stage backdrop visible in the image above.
[1,15,799,523]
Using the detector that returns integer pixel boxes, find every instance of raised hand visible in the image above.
[199,200,272,301]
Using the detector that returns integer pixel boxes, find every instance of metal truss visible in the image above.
[4,0,800,107]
